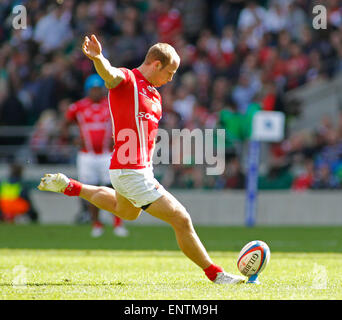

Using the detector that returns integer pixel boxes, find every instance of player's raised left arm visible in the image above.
[82,34,125,89]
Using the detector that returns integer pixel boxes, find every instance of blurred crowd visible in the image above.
[1,0,342,190]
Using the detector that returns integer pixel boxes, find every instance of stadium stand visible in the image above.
[1,0,342,192]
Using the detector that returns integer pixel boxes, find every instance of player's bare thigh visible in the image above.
[115,191,142,221]
[80,184,141,220]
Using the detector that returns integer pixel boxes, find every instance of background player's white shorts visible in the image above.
[109,167,166,208]
[77,152,112,185]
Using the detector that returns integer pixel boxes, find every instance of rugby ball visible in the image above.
[237,240,270,277]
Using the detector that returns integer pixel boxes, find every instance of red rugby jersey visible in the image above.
[65,97,113,154]
[108,68,162,169]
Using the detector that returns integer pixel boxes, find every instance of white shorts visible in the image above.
[77,152,112,185]
[109,167,166,208]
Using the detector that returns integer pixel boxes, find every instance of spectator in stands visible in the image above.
[300,26,317,55]
[327,0,342,28]
[33,4,73,53]
[111,19,147,69]
[316,115,337,146]
[173,86,196,124]
[224,155,245,189]
[30,63,60,122]
[264,0,288,34]
[285,0,308,42]
[232,72,261,114]
[258,162,294,190]
[237,0,266,33]
[315,130,342,174]
[0,163,38,223]
[306,50,325,83]
[277,30,291,60]
[211,0,244,35]
[237,0,267,50]
[220,25,236,67]
[292,157,314,191]
[312,164,340,190]
[260,82,277,111]
[179,0,207,43]
[29,109,58,164]
[0,87,27,126]
[155,0,183,45]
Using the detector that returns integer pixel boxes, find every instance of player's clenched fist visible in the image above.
[82,34,102,60]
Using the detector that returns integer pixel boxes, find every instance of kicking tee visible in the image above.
[108,68,162,169]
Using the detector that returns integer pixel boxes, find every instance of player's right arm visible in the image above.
[82,34,125,89]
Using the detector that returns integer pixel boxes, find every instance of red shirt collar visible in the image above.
[133,68,154,86]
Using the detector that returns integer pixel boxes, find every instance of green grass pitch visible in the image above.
[0,224,341,300]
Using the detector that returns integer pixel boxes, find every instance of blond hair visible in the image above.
[143,43,179,68]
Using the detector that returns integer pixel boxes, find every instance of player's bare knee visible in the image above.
[171,209,193,231]
[115,208,140,221]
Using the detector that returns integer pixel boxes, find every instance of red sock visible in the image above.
[63,179,82,197]
[203,264,223,281]
[113,216,122,228]
[93,221,103,228]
